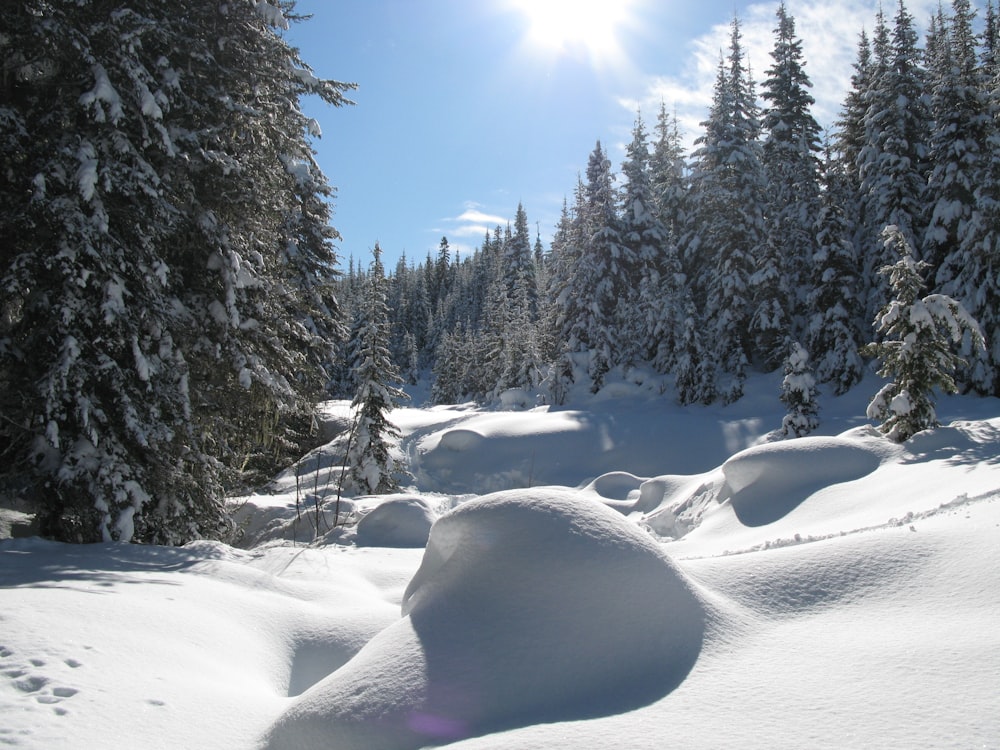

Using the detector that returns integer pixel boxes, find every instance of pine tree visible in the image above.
[779,342,819,438]
[581,141,626,389]
[924,0,991,288]
[758,2,822,356]
[673,299,717,406]
[862,226,984,442]
[0,0,354,542]
[620,111,668,366]
[504,203,539,319]
[807,150,866,394]
[684,19,765,401]
[650,101,689,241]
[347,244,407,494]
[857,2,931,318]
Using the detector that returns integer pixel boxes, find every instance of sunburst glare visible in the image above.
[509,0,638,69]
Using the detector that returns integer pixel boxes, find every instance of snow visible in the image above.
[355,495,438,548]
[3,373,1000,749]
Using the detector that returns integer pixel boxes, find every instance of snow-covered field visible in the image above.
[2,373,999,749]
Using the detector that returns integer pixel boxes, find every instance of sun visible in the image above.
[510,0,635,68]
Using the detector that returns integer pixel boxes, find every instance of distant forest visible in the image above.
[335,0,1000,407]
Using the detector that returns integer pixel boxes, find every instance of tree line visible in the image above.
[337,0,1000,415]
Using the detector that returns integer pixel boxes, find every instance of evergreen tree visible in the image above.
[779,342,819,438]
[347,244,407,494]
[431,329,464,405]
[581,141,627,388]
[837,29,874,191]
[945,3,1000,396]
[0,0,354,542]
[758,2,822,357]
[862,226,984,442]
[504,203,539,319]
[808,150,866,394]
[684,19,765,401]
[650,101,689,241]
[620,111,668,366]
[673,298,717,406]
[924,0,991,289]
[857,2,931,317]
[543,196,581,403]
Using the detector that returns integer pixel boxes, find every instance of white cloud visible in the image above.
[431,201,512,252]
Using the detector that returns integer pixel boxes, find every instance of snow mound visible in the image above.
[437,428,484,452]
[355,495,439,548]
[720,434,888,527]
[264,488,707,749]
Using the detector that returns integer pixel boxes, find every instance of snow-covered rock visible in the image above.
[264,488,707,749]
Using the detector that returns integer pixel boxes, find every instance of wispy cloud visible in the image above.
[439,201,511,241]
[625,0,940,149]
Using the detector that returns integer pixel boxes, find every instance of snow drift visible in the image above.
[355,494,439,548]
[264,488,707,749]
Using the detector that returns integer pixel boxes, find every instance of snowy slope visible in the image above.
[2,375,999,749]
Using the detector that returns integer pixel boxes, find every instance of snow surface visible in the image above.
[2,373,999,749]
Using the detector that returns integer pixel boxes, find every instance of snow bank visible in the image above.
[264,488,707,749]
[719,433,888,527]
[355,495,438,548]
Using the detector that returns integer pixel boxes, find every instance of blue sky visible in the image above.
[284,0,938,269]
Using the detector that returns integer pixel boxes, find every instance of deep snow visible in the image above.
[2,372,999,749]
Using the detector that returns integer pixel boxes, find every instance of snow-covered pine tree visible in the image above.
[673,299,717,406]
[0,0,354,542]
[620,111,668,367]
[543,196,582,403]
[505,203,539,320]
[347,244,408,494]
[862,226,985,442]
[807,149,866,394]
[834,29,875,274]
[758,2,822,356]
[779,341,819,438]
[684,19,764,402]
[836,30,874,196]
[647,231,690,378]
[431,329,464,405]
[650,101,689,242]
[926,0,1000,395]
[581,141,627,389]
[924,0,991,288]
[857,2,931,321]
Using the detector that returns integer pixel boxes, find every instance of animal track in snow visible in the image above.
[0,646,82,714]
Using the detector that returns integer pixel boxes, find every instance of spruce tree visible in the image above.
[862,226,984,442]
[0,0,354,542]
[347,244,407,494]
[684,19,765,401]
[620,111,668,366]
[857,2,931,319]
[650,101,689,241]
[758,2,822,355]
[924,0,991,288]
[808,150,866,394]
[780,342,819,438]
[581,141,627,389]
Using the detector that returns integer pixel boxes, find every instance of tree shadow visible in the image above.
[902,422,1000,468]
[0,538,217,590]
